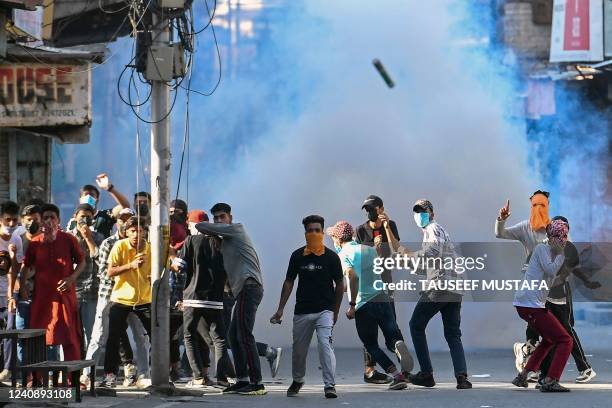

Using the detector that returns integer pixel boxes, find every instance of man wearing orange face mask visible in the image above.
[270,215,344,399]
[495,190,550,378]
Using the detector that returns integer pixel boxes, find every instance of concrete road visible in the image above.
[7,348,612,408]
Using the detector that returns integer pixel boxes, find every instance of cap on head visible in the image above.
[188,210,209,223]
[326,221,354,242]
[413,199,433,213]
[361,195,383,210]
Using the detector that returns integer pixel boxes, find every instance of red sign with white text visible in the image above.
[563,0,590,50]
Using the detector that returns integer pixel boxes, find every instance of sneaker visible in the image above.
[394,340,414,374]
[99,373,117,388]
[188,377,214,387]
[0,369,11,382]
[513,342,524,372]
[123,363,138,387]
[527,371,540,383]
[324,386,337,398]
[409,371,435,388]
[513,342,535,373]
[286,381,304,397]
[456,374,472,389]
[575,368,596,383]
[540,380,570,393]
[216,379,230,388]
[511,373,528,388]
[388,374,408,391]
[266,347,282,378]
[223,380,249,394]
[238,383,267,395]
[79,374,90,388]
[535,378,545,390]
[364,370,392,384]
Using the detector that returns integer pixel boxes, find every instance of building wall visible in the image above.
[0,130,51,205]
[0,132,9,201]
[503,1,551,58]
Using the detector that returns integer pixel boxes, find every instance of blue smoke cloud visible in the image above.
[50,0,610,348]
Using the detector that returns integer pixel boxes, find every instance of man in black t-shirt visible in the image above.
[538,216,601,385]
[355,195,401,384]
[270,215,343,399]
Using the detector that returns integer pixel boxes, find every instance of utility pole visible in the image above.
[149,8,171,389]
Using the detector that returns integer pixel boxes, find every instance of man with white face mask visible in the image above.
[0,201,24,381]
[384,199,471,390]
[68,173,131,239]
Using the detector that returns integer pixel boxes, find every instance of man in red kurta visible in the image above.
[20,203,86,362]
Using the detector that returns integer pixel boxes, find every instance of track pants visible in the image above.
[516,306,572,381]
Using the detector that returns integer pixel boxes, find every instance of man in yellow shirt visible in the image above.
[100,216,152,387]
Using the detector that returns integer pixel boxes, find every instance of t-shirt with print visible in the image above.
[285,246,343,315]
[0,233,24,308]
[338,241,381,310]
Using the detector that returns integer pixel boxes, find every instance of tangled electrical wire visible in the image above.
[117,0,222,124]
[114,0,223,323]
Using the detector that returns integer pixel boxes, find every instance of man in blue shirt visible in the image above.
[327,220,413,391]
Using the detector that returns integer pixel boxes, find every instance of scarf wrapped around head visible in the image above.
[530,193,550,231]
[546,219,569,247]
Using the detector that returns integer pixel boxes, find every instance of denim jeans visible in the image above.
[78,295,98,355]
[15,294,31,367]
[228,280,263,384]
[409,293,467,376]
[1,308,14,371]
[355,300,404,373]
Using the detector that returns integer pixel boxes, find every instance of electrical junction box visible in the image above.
[145,45,174,82]
[159,0,185,8]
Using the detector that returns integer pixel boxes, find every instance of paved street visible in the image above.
[6,348,612,408]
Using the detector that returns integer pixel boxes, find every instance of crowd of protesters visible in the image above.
[0,174,601,396]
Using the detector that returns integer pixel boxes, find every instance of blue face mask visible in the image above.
[414,212,430,228]
[80,194,97,209]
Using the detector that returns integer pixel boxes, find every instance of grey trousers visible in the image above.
[292,310,336,387]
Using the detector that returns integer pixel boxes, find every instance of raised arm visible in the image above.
[535,245,565,278]
[96,173,130,209]
[195,222,240,239]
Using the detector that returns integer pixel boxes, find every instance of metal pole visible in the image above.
[150,9,171,388]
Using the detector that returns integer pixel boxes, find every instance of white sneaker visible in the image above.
[123,363,138,386]
[513,341,535,373]
[394,340,414,374]
[576,368,596,383]
[0,369,11,382]
[80,373,90,387]
[527,371,540,383]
